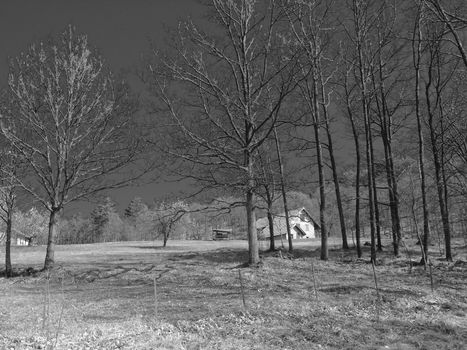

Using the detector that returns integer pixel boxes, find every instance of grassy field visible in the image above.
[0,238,466,349]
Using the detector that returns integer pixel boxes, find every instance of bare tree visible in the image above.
[285,0,339,260]
[256,149,279,251]
[368,3,407,256]
[153,201,187,247]
[149,0,299,265]
[425,0,467,67]
[0,150,20,278]
[1,27,145,270]
[273,125,294,253]
[423,25,456,261]
[338,65,363,257]
[285,0,350,252]
[348,0,379,263]
[412,0,432,264]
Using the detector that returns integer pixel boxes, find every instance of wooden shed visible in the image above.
[212,228,232,240]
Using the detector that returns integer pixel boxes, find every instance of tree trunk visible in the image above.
[322,87,348,250]
[245,148,260,265]
[413,4,431,264]
[5,212,12,278]
[44,208,60,270]
[313,122,328,260]
[267,209,275,252]
[427,114,452,261]
[374,75,401,256]
[273,126,293,253]
[265,187,275,252]
[425,53,452,262]
[163,227,168,247]
[430,133,452,261]
[369,133,382,252]
[246,185,260,265]
[365,116,377,264]
[346,79,362,258]
[351,123,362,258]
[382,133,401,256]
[353,0,376,263]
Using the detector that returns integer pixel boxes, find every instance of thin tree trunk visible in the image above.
[386,140,402,256]
[44,208,60,270]
[311,76,328,260]
[365,118,377,263]
[163,225,168,247]
[273,126,293,253]
[350,116,362,258]
[370,152,381,253]
[373,66,401,256]
[428,124,452,261]
[321,81,348,250]
[413,2,431,263]
[370,132,383,252]
[425,55,452,261]
[266,189,275,252]
[353,0,376,263]
[316,125,328,260]
[246,185,259,265]
[345,73,362,258]
[246,149,260,264]
[5,212,12,278]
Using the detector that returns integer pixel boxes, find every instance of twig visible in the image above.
[51,279,65,350]
[428,259,434,292]
[371,260,381,322]
[153,277,158,317]
[400,239,413,274]
[311,260,318,300]
[238,270,247,311]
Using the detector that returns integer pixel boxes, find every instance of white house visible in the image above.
[0,231,30,246]
[16,234,30,246]
[256,207,320,240]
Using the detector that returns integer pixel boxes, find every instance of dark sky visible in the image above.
[0,1,355,214]
[0,0,200,84]
[0,0,201,213]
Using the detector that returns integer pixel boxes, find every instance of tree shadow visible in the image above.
[173,248,250,265]
[0,267,40,278]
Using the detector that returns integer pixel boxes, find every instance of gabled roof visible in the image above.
[256,207,320,229]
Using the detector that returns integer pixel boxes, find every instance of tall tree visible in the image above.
[349,0,378,263]
[339,65,363,257]
[368,4,406,255]
[0,150,19,278]
[285,0,338,260]
[285,0,349,252]
[412,0,431,264]
[273,125,294,253]
[256,145,279,251]
[1,27,145,270]
[423,24,454,261]
[149,0,299,265]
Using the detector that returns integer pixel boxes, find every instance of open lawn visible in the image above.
[0,238,466,349]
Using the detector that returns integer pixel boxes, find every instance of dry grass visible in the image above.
[0,238,466,349]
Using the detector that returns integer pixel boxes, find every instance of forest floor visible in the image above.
[0,237,466,349]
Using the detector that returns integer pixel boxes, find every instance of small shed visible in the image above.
[212,228,232,240]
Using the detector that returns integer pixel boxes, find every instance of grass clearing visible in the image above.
[0,238,466,349]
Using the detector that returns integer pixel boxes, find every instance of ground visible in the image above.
[0,238,466,349]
